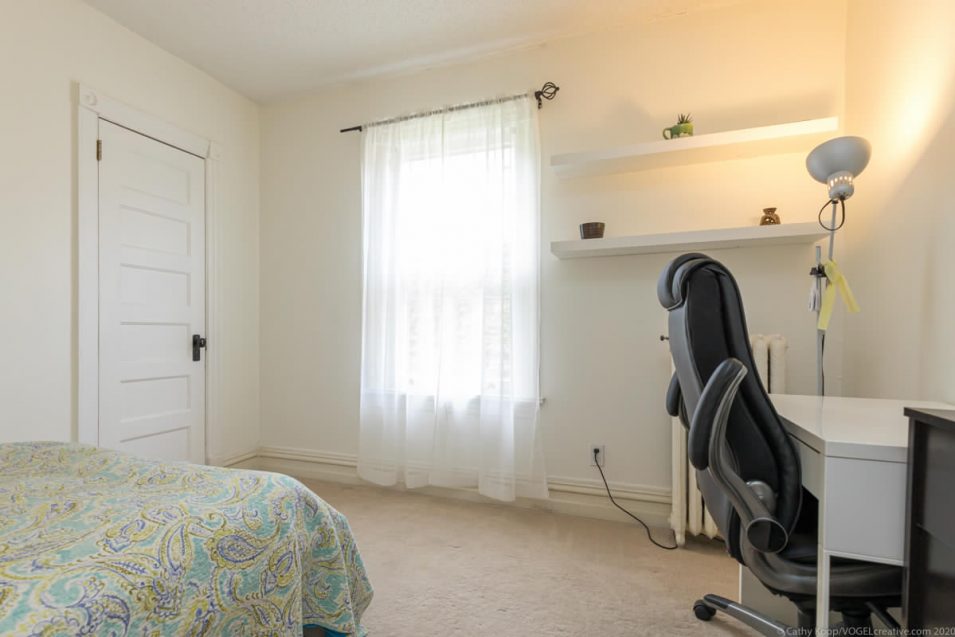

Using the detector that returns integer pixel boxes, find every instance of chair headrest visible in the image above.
[656,253,724,310]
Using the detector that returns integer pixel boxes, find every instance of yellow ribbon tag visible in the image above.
[817,260,860,331]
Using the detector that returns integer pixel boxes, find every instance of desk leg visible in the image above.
[816,458,831,636]
[816,548,831,634]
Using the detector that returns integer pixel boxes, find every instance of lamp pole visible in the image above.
[815,243,825,396]
[815,199,839,396]
[806,136,871,396]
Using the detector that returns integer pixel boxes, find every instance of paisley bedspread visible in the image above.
[0,442,373,636]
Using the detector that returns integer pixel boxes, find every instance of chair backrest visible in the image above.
[658,253,802,561]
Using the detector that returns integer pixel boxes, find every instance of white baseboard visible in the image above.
[247,446,672,528]
[207,449,259,468]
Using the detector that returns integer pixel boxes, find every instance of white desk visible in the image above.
[740,394,952,633]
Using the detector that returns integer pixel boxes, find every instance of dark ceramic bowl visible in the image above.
[579,222,605,239]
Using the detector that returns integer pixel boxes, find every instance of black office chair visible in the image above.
[658,253,902,635]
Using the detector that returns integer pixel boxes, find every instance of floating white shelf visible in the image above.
[550,222,829,259]
[551,117,839,178]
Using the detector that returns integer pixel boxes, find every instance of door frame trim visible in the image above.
[77,83,220,463]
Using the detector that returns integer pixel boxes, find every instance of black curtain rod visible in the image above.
[339,81,559,133]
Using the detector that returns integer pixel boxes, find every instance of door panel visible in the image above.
[98,120,205,463]
[120,206,190,255]
[120,427,191,461]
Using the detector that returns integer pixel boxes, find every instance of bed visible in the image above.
[0,442,373,636]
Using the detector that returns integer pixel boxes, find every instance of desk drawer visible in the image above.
[824,456,906,563]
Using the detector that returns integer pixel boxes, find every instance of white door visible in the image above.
[97,120,206,463]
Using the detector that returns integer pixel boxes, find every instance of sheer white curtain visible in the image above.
[358,95,546,502]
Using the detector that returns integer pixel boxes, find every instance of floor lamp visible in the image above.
[806,136,871,395]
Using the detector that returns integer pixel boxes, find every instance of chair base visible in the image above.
[693,594,899,637]
[693,594,791,636]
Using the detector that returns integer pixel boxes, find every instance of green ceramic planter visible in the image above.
[663,122,694,139]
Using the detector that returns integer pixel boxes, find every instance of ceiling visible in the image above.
[84,0,740,102]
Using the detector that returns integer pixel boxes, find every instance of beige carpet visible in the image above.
[302,479,759,636]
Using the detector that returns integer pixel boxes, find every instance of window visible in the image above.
[357,96,546,502]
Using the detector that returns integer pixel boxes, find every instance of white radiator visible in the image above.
[669,334,788,546]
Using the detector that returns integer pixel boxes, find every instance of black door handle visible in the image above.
[192,334,207,362]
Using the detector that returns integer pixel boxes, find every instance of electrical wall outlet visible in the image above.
[590,445,606,467]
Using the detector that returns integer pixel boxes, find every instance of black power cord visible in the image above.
[817,197,846,232]
[593,449,678,550]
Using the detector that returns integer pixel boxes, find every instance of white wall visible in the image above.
[259,0,848,495]
[841,0,955,403]
[0,0,261,462]
[7,0,948,495]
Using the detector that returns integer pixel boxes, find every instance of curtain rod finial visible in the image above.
[534,82,559,109]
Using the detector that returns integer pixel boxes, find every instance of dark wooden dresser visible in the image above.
[903,408,955,630]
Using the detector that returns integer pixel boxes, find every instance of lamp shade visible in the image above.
[806,136,871,199]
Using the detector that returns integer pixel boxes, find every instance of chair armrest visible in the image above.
[665,372,688,429]
[692,358,789,554]
[688,360,743,471]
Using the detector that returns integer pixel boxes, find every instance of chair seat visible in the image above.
[764,530,902,604]
[778,532,822,564]
[780,533,892,569]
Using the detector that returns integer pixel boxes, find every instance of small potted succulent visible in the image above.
[663,113,694,139]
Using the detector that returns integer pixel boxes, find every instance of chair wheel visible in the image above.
[693,600,716,621]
